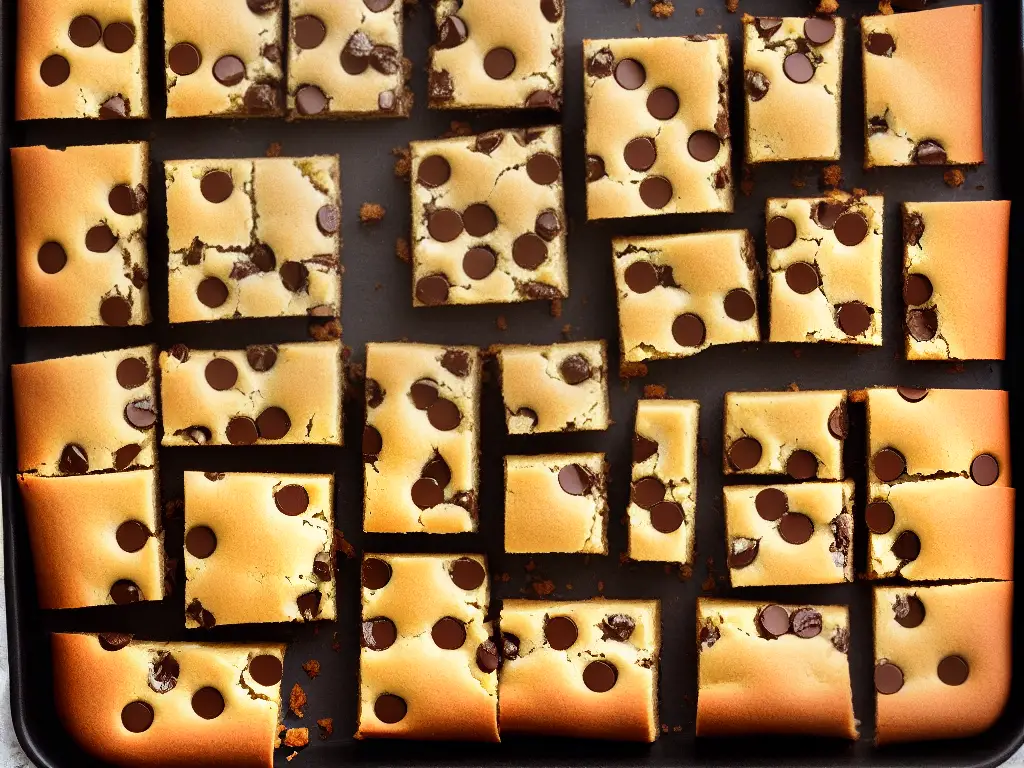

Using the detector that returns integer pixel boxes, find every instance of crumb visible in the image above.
[976,185,985,191]
[643,384,667,399]
[283,728,309,748]
[621,0,636,5]
[496,315,508,331]
[849,388,868,403]
[561,323,573,339]
[739,166,755,197]
[620,361,648,379]
[395,237,411,263]
[787,381,800,392]
[790,172,806,189]
[550,297,562,318]
[566,583,573,590]
[308,317,342,342]
[636,21,641,32]
[662,724,670,734]
[286,752,298,762]
[334,530,356,559]
[597,580,605,593]
[696,6,704,14]
[944,169,965,188]
[162,498,183,521]
[331,632,341,653]
[275,724,287,747]
[289,684,307,718]
[651,0,673,18]
[821,165,843,188]
[725,0,739,11]
[500,572,511,583]
[302,660,321,680]
[531,579,556,597]
[673,725,683,733]
[441,120,473,139]
[852,186,868,198]
[359,202,385,224]
[266,142,282,158]
[701,575,716,592]
[525,559,537,572]
[679,563,694,581]
[878,0,894,13]
[947,362,965,375]
[700,438,710,456]
[816,0,838,12]
[317,718,334,739]
[392,147,411,179]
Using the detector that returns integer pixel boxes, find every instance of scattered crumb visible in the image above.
[878,0,894,13]
[496,315,508,331]
[317,718,334,739]
[944,169,966,188]
[849,388,868,403]
[289,684,307,718]
[334,530,356,559]
[852,186,868,198]
[696,6,704,15]
[392,147,411,179]
[162,498,183,521]
[308,317,342,341]
[620,361,648,379]
[286,752,299,762]
[739,166,755,197]
[302,660,321,680]
[499,572,511,583]
[679,563,694,581]
[725,0,739,11]
[550,297,562,318]
[395,237,411,263]
[643,384,667,399]
[597,580,605,593]
[673,725,683,733]
[525,559,537,572]
[821,165,843,188]
[787,381,800,392]
[947,362,966,375]
[816,0,838,12]
[275,724,287,747]
[266,142,283,158]
[283,728,309,749]
[651,0,673,18]
[441,120,473,139]
[561,323,573,339]
[359,202,385,224]
[531,579,556,597]
[566,583,574,591]
[701,574,716,592]
[790,172,807,189]
[662,724,670,734]
[331,632,341,653]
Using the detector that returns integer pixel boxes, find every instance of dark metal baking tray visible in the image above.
[3,0,1022,765]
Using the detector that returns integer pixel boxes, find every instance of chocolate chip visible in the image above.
[834,212,869,247]
[755,16,783,39]
[687,131,721,162]
[672,313,706,347]
[778,512,814,545]
[426,398,461,431]
[59,444,88,475]
[69,15,102,47]
[116,521,149,553]
[249,655,283,686]
[729,538,759,568]
[226,416,258,445]
[587,156,606,182]
[894,595,925,628]
[312,551,332,581]
[85,224,117,253]
[295,84,327,115]
[905,274,933,303]
[595,614,636,643]
[186,598,216,627]
[204,358,238,391]
[375,694,407,724]
[724,289,756,321]
[109,185,140,216]
[745,70,770,101]
[40,54,71,87]
[280,261,309,293]
[195,277,228,309]
[828,404,848,439]
[783,52,815,84]
[560,354,592,385]
[410,478,442,509]
[428,70,454,102]
[875,662,904,694]
[831,627,850,654]
[633,434,658,463]
[417,155,451,189]
[650,501,684,533]
[914,140,947,165]
[37,242,67,274]
[938,655,969,686]
[185,525,217,559]
[427,209,464,242]
[362,425,383,462]
[804,17,836,45]
[432,617,467,650]
[866,32,896,56]
[971,454,1000,486]
[245,82,280,113]
[369,44,400,75]
[191,687,224,720]
[534,210,562,242]
[557,464,593,496]
[872,448,906,482]
[624,137,657,172]
[415,275,450,306]
[293,15,326,49]
[892,530,921,561]
[614,59,645,89]
[99,633,132,651]
[200,170,233,204]
[527,153,561,185]
[784,262,819,295]
[728,437,762,471]
[147,652,179,694]
[766,216,797,249]
[483,48,516,80]
[255,406,290,439]
[866,501,896,534]
[869,115,889,135]
[904,211,925,246]
[545,615,578,649]
[438,351,469,380]
[177,426,211,445]
[815,201,844,229]
[364,0,395,9]
[456,246,496,280]
[624,261,658,293]
[631,477,665,510]
[113,444,142,470]
[757,604,790,638]
[297,590,322,620]
[365,379,385,409]
[271,484,308,517]
[583,660,617,692]
[646,87,679,120]
[362,617,397,650]
[114,358,148,390]
[168,42,202,75]
[476,640,500,673]
[790,608,822,638]
[121,701,153,732]
[450,557,486,590]
[463,204,497,237]
[110,579,141,605]
[755,488,788,522]
[907,308,938,342]
[362,558,391,589]
[315,205,340,237]
[103,22,135,53]
[541,0,563,21]
[786,450,818,480]
[897,386,928,403]
[836,301,872,337]
[437,15,468,48]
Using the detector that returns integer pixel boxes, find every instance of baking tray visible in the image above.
[2,0,1022,765]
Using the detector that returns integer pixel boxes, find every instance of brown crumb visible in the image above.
[696,7,704,15]
[302,660,321,680]
[283,728,309,749]
[620,361,648,379]
[852,186,868,198]
[597,580,605,593]
[395,237,411,263]
[651,0,673,18]
[162,498,183,521]
[673,725,683,733]
[317,718,334,739]
[496,315,508,331]
[525,559,537,572]
[635,20,641,32]
[561,323,573,339]
[333,530,356,559]
[289,684,307,718]
[878,0,894,13]
[816,0,838,12]
[787,381,800,392]
[849,388,868,404]
[266,142,283,158]
[392,147,411,179]
[359,202,385,224]
[821,165,843,188]
[701,575,716,592]
[275,724,287,747]
[790,172,807,189]
[531,579,556,597]
[308,317,341,342]
[725,0,739,11]
[947,362,966,375]
[550,297,562,318]
[441,120,473,139]
[679,563,694,581]
[662,723,670,734]
[286,752,298,762]
[499,572,511,583]
[739,166,755,196]
[643,384,667,399]
[944,169,966,188]
[331,632,341,653]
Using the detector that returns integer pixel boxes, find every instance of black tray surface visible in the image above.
[2,0,1023,766]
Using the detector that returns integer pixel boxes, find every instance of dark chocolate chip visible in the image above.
[196,277,228,308]
[624,137,657,172]
[463,204,497,237]
[116,357,149,389]
[502,633,521,660]
[40,55,71,89]
[970,454,1000,486]
[168,42,201,75]
[186,598,216,627]
[245,82,280,113]
[297,590,322,620]
[937,655,969,686]
[766,216,797,249]
[778,512,814,545]
[544,615,578,649]
[672,313,706,347]
[427,398,462,431]
[614,59,645,89]
[786,450,818,481]
[866,501,896,534]
[783,52,814,84]
[728,437,762,471]
[415,274,450,306]
[785,262,819,294]
[109,184,141,216]
[200,170,233,203]
[362,617,397,650]
[225,416,258,445]
[633,434,658,463]
[69,16,102,47]
[85,224,117,253]
[374,694,406,723]
[557,464,593,496]
[450,557,486,590]
[411,478,443,509]
[474,132,504,154]
[865,32,896,57]
[650,501,684,533]
[427,208,464,242]
[583,660,618,692]
[110,579,141,605]
[586,156,606,182]
[295,85,327,115]
[103,22,135,53]
[280,261,309,292]
[113,444,142,470]
[441,349,471,378]
[535,209,562,240]
[204,358,238,391]
[463,247,496,279]
[790,608,822,638]
[745,70,769,101]
[904,212,925,246]
[185,526,217,559]
[370,45,400,75]
[897,386,928,403]
[541,0,563,22]
[907,308,938,342]
[293,15,326,49]
[891,530,921,561]
[804,17,836,45]
[37,242,67,274]
[148,652,179,694]
[316,205,340,236]
[755,488,788,522]
[432,617,467,650]
[249,655,283,686]
[256,407,290,440]
[903,275,933,305]
[191,687,224,719]
[757,604,790,637]
[914,140,947,165]
[875,662,904,694]
[724,289,756,321]
[365,379,385,408]
[827,405,848,441]
[894,595,926,628]
[362,558,391,589]
[437,15,468,48]
[624,261,658,293]
[834,212,869,247]
[527,152,561,185]
[559,354,592,385]
[116,521,149,553]
[647,87,679,120]
[631,477,665,510]
[873,448,906,482]
[687,131,721,162]
[59,444,88,475]
[869,115,889,135]
[755,17,783,39]
[836,301,872,337]
[121,701,153,732]
[428,70,454,102]
[587,47,614,78]
[99,632,132,651]
[417,155,451,188]
[212,55,244,86]
[275,484,309,517]
[600,614,636,642]
[729,539,759,568]
[483,48,516,80]
[475,639,500,673]
[246,345,277,372]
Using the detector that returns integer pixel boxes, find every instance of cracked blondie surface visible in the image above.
[410,127,567,306]
[357,553,498,741]
[363,343,480,533]
[428,0,564,110]
[159,341,343,446]
[613,231,759,361]
[744,16,844,163]
[499,598,660,741]
[165,156,341,321]
[504,453,608,554]
[866,387,1010,487]
[287,0,412,118]
[629,399,698,564]
[13,345,158,476]
[902,201,1009,361]
[697,598,856,738]
[723,390,847,481]
[724,480,854,587]
[13,143,150,327]
[496,341,609,434]
[53,632,285,765]
[183,471,336,627]
[861,5,983,167]
[19,470,163,609]
[867,478,1014,581]
[767,194,883,345]
[583,35,732,218]
[164,0,283,117]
